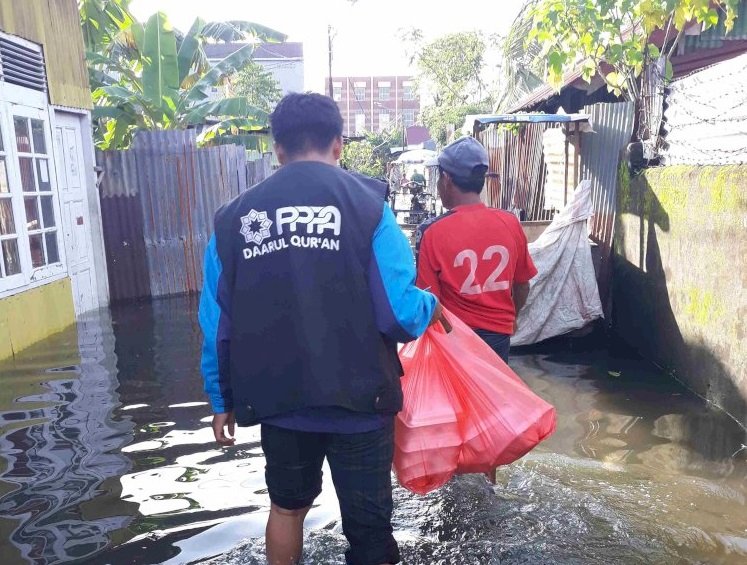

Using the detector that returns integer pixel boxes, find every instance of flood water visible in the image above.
[0,296,745,565]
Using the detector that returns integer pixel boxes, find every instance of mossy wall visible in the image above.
[614,165,746,424]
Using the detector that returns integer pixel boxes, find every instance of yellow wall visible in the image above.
[0,0,91,109]
[0,278,76,361]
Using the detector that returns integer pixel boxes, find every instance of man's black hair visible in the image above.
[440,165,488,193]
[270,92,343,157]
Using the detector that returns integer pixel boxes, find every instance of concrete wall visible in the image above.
[614,165,747,425]
[521,220,552,244]
[0,278,76,361]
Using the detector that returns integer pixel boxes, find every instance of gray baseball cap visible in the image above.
[424,136,489,178]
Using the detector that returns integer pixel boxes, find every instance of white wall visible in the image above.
[256,59,304,94]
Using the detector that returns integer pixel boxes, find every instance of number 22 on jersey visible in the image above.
[454,245,510,295]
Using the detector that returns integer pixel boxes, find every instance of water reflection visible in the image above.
[0,312,135,564]
[0,296,745,564]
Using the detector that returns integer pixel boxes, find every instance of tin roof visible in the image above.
[475,113,590,125]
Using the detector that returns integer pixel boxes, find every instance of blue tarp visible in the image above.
[475,113,590,125]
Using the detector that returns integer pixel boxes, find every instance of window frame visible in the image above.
[0,84,66,296]
[0,105,25,292]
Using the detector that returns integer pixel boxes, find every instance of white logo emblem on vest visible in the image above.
[276,206,342,236]
[240,209,273,245]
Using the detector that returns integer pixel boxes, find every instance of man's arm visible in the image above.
[198,235,235,445]
[369,205,439,342]
[511,216,538,333]
[513,281,530,314]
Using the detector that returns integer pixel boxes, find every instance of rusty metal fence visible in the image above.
[98,130,273,301]
[480,122,552,221]
[477,102,635,313]
[580,102,636,312]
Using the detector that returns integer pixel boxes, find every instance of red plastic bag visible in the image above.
[393,310,556,495]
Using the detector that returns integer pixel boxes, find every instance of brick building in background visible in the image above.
[330,76,421,138]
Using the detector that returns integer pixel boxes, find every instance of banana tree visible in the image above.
[89,11,286,149]
[79,0,134,51]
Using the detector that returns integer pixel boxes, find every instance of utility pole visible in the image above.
[327,25,333,98]
[401,79,406,151]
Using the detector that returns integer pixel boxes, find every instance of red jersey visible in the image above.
[416,204,537,335]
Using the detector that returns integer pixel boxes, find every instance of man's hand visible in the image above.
[429,300,453,333]
[212,412,236,446]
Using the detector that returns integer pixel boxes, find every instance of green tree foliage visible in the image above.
[230,60,283,114]
[528,0,740,100]
[403,31,495,146]
[79,0,134,51]
[496,0,546,111]
[411,31,489,106]
[420,103,488,147]
[341,129,404,178]
[83,6,286,149]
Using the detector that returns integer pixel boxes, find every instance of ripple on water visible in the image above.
[2,299,746,565]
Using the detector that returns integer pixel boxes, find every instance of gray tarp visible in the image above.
[512,180,604,346]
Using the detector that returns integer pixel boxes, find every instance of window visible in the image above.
[378,111,390,132]
[355,112,366,134]
[354,86,365,101]
[0,122,21,280]
[0,105,63,294]
[333,85,342,101]
[0,34,63,295]
[14,115,59,268]
[402,109,416,127]
[403,84,415,101]
[378,86,390,101]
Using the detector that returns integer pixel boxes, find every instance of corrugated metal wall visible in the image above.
[0,0,91,109]
[479,123,553,221]
[478,102,635,315]
[97,150,150,301]
[580,102,636,313]
[99,130,273,301]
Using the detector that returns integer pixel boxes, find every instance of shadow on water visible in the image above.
[0,296,745,564]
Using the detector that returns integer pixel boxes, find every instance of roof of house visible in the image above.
[204,42,303,61]
[506,69,587,113]
[671,39,747,77]
[507,5,747,113]
[405,125,432,145]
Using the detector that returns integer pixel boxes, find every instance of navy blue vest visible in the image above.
[213,161,403,426]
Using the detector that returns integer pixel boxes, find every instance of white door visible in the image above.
[53,112,98,314]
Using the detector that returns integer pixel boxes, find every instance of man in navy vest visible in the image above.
[199,93,440,565]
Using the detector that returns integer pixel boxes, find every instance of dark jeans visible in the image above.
[260,420,400,565]
[473,329,511,362]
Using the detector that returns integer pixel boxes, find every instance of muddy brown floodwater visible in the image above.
[0,296,745,564]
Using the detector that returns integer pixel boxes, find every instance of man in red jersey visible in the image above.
[416,136,537,362]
